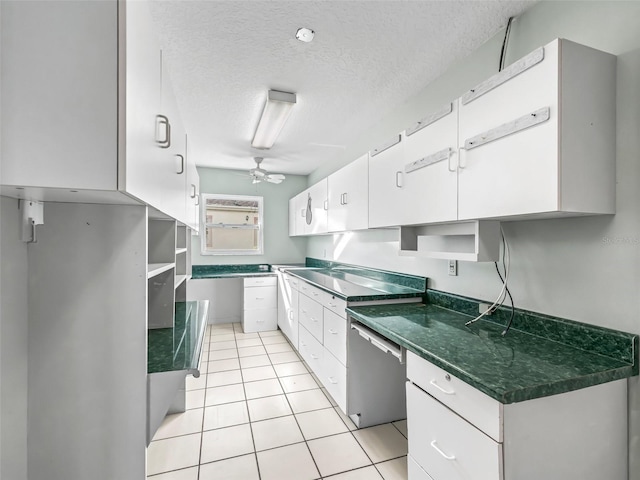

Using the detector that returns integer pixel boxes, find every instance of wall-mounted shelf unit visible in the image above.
[399,220,500,262]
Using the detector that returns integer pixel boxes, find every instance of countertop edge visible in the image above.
[347,306,635,404]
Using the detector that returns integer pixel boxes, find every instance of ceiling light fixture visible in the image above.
[251,90,297,150]
[296,27,315,43]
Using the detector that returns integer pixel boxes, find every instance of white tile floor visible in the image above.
[147,323,409,480]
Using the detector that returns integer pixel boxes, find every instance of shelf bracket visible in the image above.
[19,200,44,243]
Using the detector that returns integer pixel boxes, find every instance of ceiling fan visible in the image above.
[249,157,286,184]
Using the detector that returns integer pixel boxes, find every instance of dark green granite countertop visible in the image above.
[192,264,276,279]
[285,268,425,301]
[346,301,638,404]
[148,300,209,374]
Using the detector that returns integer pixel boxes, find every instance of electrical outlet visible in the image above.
[479,303,494,315]
[448,260,457,276]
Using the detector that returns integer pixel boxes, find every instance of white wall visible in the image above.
[0,196,28,480]
[192,167,308,265]
[306,2,640,477]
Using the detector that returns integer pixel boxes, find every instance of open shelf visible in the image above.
[399,220,500,262]
[148,262,176,279]
[175,274,187,288]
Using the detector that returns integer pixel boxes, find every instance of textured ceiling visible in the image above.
[149,0,535,176]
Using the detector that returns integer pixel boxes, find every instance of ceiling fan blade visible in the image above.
[265,175,284,184]
[268,174,286,181]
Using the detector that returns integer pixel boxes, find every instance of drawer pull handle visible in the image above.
[430,379,455,395]
[328,302,337,307]
[328,376,338,384]
[255,280,264,284]
[312,292,319,296]
[289,310,294,320]
[301,309,307,314]
[255,297,265,300]
[311,354,319,360]
[301,342,307,347]
[311,317,318,322]
[328,329,338,335]
[430,440,455,460]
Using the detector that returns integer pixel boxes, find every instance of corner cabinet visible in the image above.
[0,0,199,227]
[457,39,616,220]
[328,154,369,232]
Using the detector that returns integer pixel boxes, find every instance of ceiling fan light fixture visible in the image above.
[251,90,297,150]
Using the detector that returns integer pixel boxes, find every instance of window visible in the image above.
[200,194,264,255]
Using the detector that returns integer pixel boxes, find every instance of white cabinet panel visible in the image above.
[158,58,188,223]
[407,382,503,480]
[185,140,200,231]
[299,293,324,343]
[245,276,277,287]
[304,179,329,235]
[299,326,324,377]
[323,309,347,365]
[278,272,299,349]
[458,39,615,220]
[368,135,405,228]
[323,349,347,413]
[243,285,278,310]
[403,102,458,224]
[407,351,501,442]
[1,0,118,191]
[242,309,278,333]
[328,154,369,232]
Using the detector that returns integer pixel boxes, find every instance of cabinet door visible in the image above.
[403,102,458,224]
[328,154,369,232]
[1,0,118,191]
[278,274,300,349]
[288,197,297,236]
[185,137,200,231]
[458,41,560,220]
[122,1,163,208]
[158,56,188,223]
[294,193,308,236]
[367,135,405,228]
[304,179,328,235]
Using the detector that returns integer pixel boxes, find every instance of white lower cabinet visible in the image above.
[323,349,347,412]
[406,351,628,480]
[407,383,502,480]
[242,276,278,333]
[298,325,324,376]
[277,272,299,349]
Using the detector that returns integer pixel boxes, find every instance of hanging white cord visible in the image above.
[465,226,510,326]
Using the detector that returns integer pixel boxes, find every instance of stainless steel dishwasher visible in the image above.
[347,319,407,428]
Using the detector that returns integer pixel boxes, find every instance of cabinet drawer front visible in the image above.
[299,294,324,343]
[244,276,277,287]
[323,309,347,365]
[299,326,324,377]
[407,351,501,441]
[283,273,300,291]
[407,382,503,480]
[321,293,347,318]
[408,456,435,480]
[243,308,277,333]
[298,281,324,301]
[244,285,277,310]
[323,349,347,413]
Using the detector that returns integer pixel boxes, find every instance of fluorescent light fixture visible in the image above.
[251,90,297,149]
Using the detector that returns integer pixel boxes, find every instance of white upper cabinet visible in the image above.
[185,138,200,232]
[303,179,329,235]
[1,0,119,193]
[457,38,616,220]
[157,58,188,223]
[367,135,405,228]
[122,0,163,210]
[401,102,459,225]
[327,154,369,232]
[0,1,196,226]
